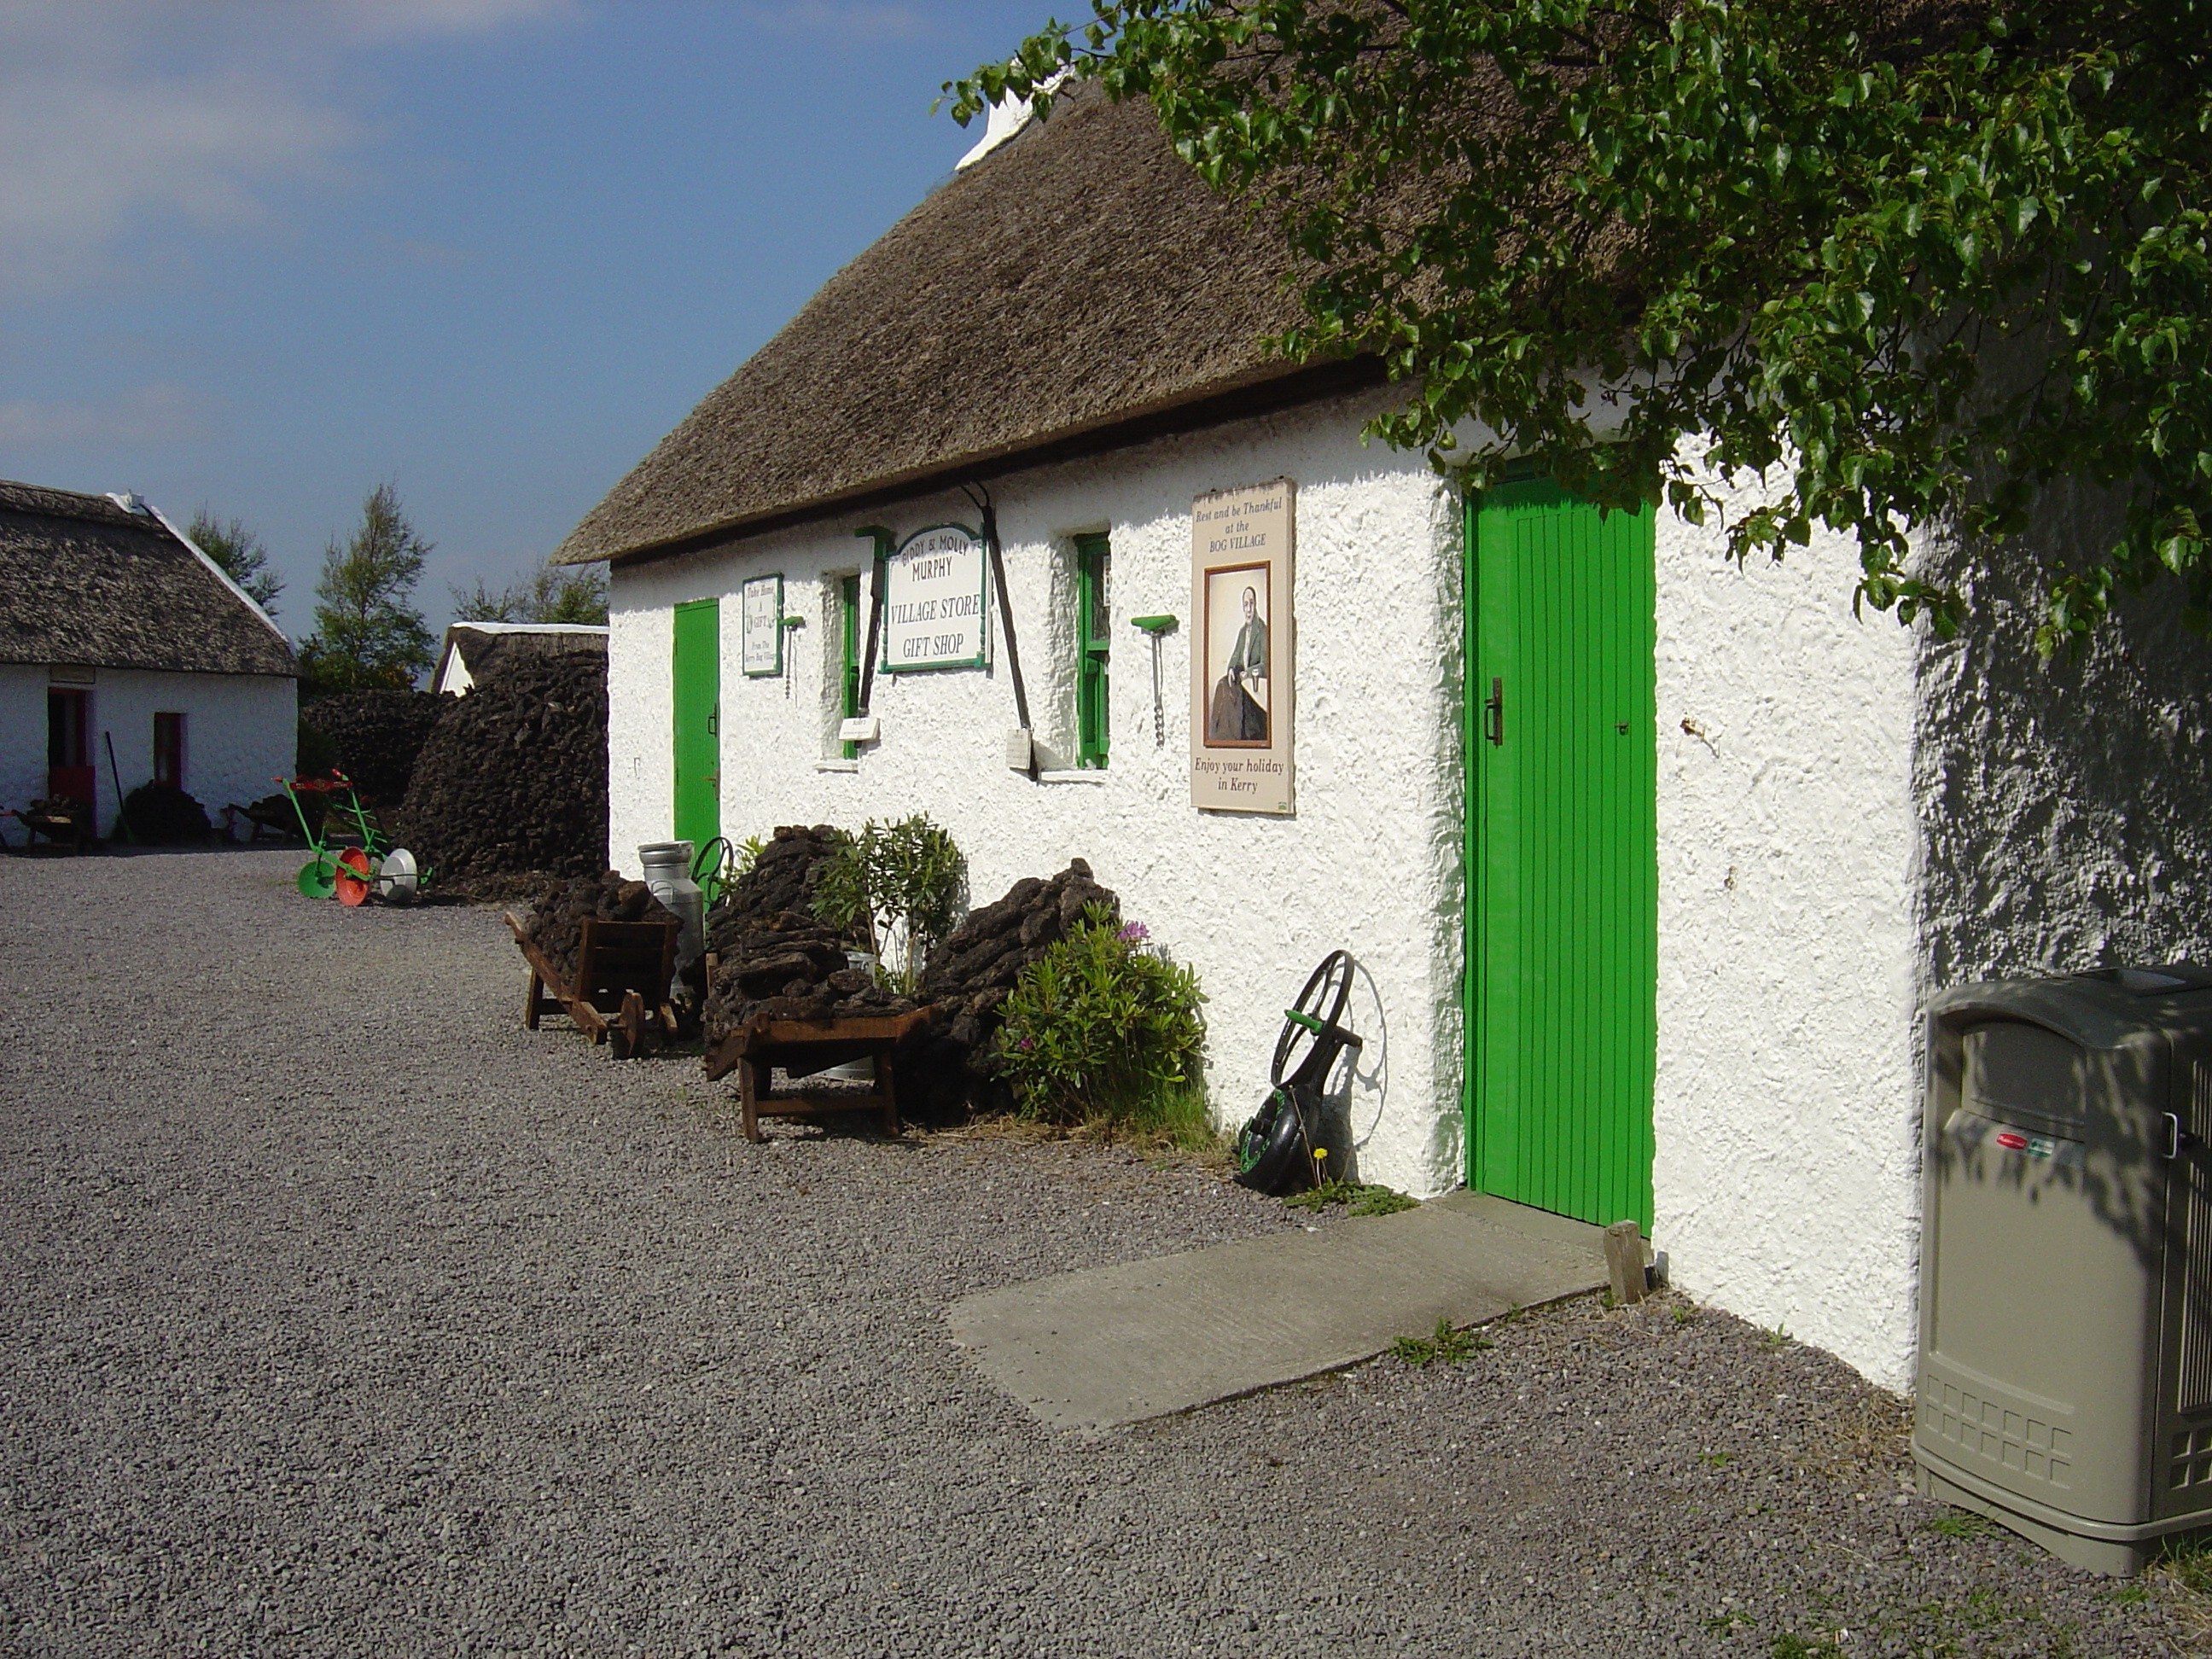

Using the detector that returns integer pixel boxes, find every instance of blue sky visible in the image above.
[0,0,1057,637]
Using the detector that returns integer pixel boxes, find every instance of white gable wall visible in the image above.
[609,389,1469,1197]
[1,667,295,838]
[0,666,45,816]
[1651,481,1924,1391]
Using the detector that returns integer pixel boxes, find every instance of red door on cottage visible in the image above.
[46,688,94,806]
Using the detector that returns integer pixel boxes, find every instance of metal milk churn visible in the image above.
[637,841,706,976]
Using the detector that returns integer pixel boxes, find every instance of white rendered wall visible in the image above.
[19,669,295,837]
[1651,480,1924,1391]
[1913,492,2212,988]
[608,388,1468,1196]
[0,666,47,823]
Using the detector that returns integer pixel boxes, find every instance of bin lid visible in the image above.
[1928,963,2212,1051]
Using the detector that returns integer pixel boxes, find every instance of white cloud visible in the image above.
[0,0,569,297]
[0,381,211,445]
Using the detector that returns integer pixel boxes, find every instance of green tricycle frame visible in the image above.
[281,772,426,903]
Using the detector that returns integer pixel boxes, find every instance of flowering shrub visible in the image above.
[993,905,1208,1134]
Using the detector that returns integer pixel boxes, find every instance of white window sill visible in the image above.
[1036,769,1109,785]
[815,759,859,773]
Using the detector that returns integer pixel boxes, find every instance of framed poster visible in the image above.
[1190,478,1294,813]
[740,573,784,677]
[881,522,989,672]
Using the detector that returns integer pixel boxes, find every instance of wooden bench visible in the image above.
[702,1006,933,1141]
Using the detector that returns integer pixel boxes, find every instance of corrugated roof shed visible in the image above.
[435,622,608,694]
[0,480,296,677]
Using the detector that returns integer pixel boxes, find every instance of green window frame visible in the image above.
[1074,533,1110,769]
[839,573,863,760]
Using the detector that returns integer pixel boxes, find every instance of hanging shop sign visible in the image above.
[739,573,785,677]
[881,522,988,672]
[1190,478,1295,814]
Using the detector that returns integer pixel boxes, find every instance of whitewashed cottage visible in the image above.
[1,480,297,840]
[555,84,2212,1392]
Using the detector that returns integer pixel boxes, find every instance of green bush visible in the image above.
[812,813,964,991]
[994,906,1209,1138]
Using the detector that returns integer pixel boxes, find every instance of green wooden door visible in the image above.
[672,598,720,849]
[1464,480,1657,1231]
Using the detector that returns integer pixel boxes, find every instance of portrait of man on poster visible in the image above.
[1206,564,1269,745]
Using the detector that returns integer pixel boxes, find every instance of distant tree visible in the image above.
[297,483,437,696]
[451,562,609,626]
[187,508,282,615]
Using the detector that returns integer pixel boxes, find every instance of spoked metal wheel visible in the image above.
[1271,949,1353,1087]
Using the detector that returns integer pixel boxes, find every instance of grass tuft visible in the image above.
[1388,1317,1492,1367]
[1285,1179,1418,1216]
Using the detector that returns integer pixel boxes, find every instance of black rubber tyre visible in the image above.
[1271,950,1354,1087]
[1233,1086,1315,1196]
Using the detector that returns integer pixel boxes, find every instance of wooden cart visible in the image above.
[702,1005,933,1140]
[506,911,680,1060]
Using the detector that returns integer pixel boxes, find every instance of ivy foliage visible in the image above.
[949,2,2212,652]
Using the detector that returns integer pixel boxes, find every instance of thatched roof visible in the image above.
[0,480,295,677]
[557,83,1377,568]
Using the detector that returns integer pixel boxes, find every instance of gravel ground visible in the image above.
[0,847,2199,1657]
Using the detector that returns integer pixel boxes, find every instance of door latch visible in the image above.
[1483,678,1505,747]
[2165,1112,2199,1160]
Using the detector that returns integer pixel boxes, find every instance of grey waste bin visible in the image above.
[1918,963,2212,1574]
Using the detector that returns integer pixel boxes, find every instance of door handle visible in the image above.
[1483,677,1505,747]
[708,708,719,736]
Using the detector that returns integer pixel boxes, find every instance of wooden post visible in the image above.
[1604,1220,1649,1305]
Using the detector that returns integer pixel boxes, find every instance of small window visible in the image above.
[1074,534,1110,768]
[838,573,864,759]
[153,713,185,789]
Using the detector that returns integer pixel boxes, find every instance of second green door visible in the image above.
[1465,480,1657,1231]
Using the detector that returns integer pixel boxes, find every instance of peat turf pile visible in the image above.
[520,871,680,987]
[905,859,1120,1118]
[701,826,911,1043]
[393,655,606,890]
[301,690,453,806]
[120,783,212,845]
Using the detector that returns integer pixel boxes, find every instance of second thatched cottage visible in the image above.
[1,479,297,840]
[554,84,2212,1394]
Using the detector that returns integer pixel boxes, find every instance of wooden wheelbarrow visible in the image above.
[702,1005,934,1140]
[506,912,681,1060]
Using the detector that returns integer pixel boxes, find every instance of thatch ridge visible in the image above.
[0,479,297,677]
[556,84,1324,567]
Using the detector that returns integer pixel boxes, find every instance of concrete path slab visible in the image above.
[949,1191,1608,1429]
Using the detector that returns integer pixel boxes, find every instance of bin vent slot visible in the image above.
[2182,1063,2212,1416]
[1963,1022,2087,1126]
